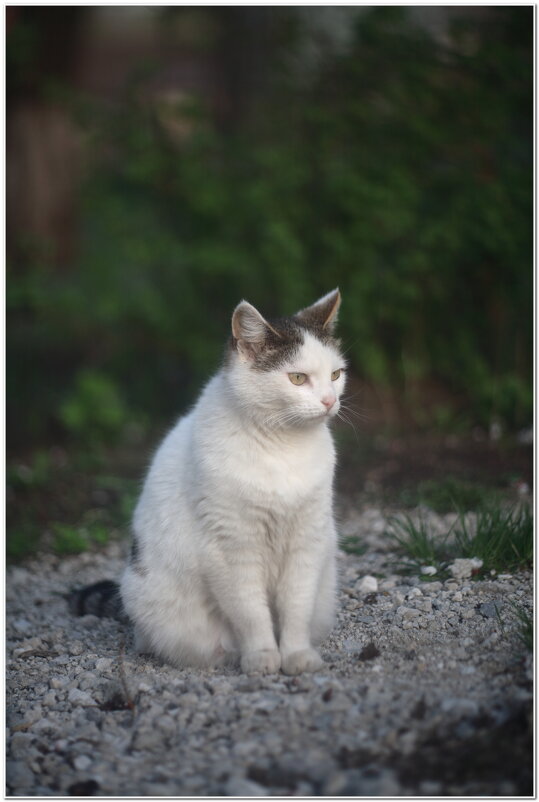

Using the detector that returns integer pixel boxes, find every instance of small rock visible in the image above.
[420,566,437,576]
[73,755,92,771]
[67,689,95,707]
[13,637,44,657]
[69,641,85,656]
[12,618,33,635]
[448,558,483,580]
[224,777,268,796]
[132,729,166,751]
[6,759,35,789]
[477,601,501,619]
[42,691,57,707]
[441,697,479,717]
[420,780,442,795]
[356,575,378,594]
[396,606,421,619]
[94,658,113,672]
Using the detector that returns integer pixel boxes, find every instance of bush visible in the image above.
[7,7,532,447]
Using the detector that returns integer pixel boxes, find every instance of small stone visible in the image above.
[396,606,421,619]
[94,657,113,671]
[478,601,501,619]
[6,759,34,789]
[73,755,92,771]
[133,729,166,751]
[69,641,85,656]
[448,558,483,580]
[356,575,378,594]
[498,574,513,580]
[420,780,442,795]
[42,691,57,707]
[67,688,95,707]
[224,777,268,796]
[9,732,34,759]
[13,637,44,657]
[12,618,33,635]
[420,566,437,576]
[441,697,479,716]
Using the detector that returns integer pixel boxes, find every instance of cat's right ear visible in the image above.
[232,301,281,360]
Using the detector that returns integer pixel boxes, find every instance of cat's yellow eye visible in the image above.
[289,372,307,386]
[331,369,341,381]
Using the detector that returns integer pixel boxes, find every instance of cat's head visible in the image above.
[227,289,346,429]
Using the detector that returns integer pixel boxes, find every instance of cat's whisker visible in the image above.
[339,402,372,423]
[336,409,361,444]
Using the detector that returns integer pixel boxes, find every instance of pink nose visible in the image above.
[321,395,336,410]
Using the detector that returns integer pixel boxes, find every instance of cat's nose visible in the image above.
[321,395,336,410]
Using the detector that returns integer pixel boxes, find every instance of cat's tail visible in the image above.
[66,580,127,621]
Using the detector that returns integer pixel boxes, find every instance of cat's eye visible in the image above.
[331,369,341,381]
[289,372,307,386]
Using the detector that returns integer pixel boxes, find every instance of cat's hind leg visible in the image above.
[121,567,235,669]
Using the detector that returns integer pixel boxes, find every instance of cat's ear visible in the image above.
[232,301,282,360]
[296,288,341,332]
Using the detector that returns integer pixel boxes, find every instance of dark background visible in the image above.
[6,6,533,556]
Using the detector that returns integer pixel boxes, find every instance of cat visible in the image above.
[71,289,346,676]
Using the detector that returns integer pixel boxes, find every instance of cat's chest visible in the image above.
[210,427,334,505]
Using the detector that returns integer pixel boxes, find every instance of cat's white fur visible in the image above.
[120,290,346,675]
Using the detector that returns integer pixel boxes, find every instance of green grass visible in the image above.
[7,447,139,560]
[510,602,533,652]
[387,501,532,578]
[339,536,369,556]
[399,476,501,513]
[454,504,533,574]
[386,514,454,577]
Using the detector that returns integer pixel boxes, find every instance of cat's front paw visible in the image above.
[281,648,324,675]
[241,649,281,675]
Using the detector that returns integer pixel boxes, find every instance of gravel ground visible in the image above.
[6,504,533,797]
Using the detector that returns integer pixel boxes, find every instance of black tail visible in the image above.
[66,580,126,620]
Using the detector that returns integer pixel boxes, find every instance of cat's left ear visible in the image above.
[295,288,341,332]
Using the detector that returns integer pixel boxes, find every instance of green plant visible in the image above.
[453,503,533,574]
[59,369,130,445]
[51,523,89,554]
[339,535,368,556]
[387,501,532,577]
[400,477,500,513]
[386,513,454,575]
[6,7,532,451]
[510,602,533,652]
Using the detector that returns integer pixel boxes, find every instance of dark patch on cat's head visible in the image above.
[228,290,342,372]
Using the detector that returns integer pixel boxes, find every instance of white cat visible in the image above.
[78,289,346,675]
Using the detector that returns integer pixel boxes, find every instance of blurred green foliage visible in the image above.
[7,7,532,450]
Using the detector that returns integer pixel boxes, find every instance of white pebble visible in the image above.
[356,575,378,593]
[73,755,92,771]
[420,566,437,576]
[67,688,95,707]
